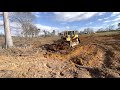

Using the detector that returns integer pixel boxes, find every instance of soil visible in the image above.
[0,34,120,78]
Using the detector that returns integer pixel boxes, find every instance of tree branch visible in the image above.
[0,24,3,26]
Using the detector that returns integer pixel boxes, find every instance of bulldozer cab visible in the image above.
[62,30,78,41]
[64,31,76,36]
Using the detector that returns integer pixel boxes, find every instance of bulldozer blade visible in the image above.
[70,41,79,47]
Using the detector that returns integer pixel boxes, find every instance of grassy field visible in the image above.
[95,30,120,36]
[80,30,120,37]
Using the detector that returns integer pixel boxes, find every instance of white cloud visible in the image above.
[0,20,3,25]
[92,26,104,31]
[104,17,110,20]
[66,26,70,29]
[89,22,93,24]
[112,17,120,22]
[0,19,20,28]
[35,24,60,32]
[0,12,3,16]
[111,22,119,29]
[73,25,78,28]
[104,20,111,23]
[103,14,120,24]
[10,22,21,29]
[9,12,40,18]
[60,22,67,25]
[35,14,40,18]
[43,12,48,14]
[32,12,40,17]
[117,15,120,17]
[98,19,102,21]
[86,22,93,25]
[54,12,106,22]
[0,19,23,36]
[98,12,106,16]
[111,12,120,17]
[111,14,120,22]
[103,23,107,26]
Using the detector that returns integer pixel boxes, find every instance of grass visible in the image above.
[95,30,120,36]
[80,30,120,37]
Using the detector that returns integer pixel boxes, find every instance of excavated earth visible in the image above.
[0,34,120,78]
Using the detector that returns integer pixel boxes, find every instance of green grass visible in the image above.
[80,30,120,37]
[95,30,120,36]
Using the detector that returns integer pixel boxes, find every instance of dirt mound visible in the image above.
[41,34,120,78]
[42,39,73,54]
[69,44,105,67]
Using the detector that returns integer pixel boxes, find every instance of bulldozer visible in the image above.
[60,30,80,47]
[43,30,80,53]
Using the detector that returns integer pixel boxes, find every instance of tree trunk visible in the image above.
[3,12,13,49]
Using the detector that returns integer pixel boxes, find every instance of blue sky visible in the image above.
[0,12,120,35]
[34,12,120,32]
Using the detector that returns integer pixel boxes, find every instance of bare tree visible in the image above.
[21,23,40,37]
[3,12,13,49]
[35,29,40,37]
[105,27,109,31]
[108,25,114,31]
[104,25,114,31]
[96,28,105,33]
[10,12,35,24]
[10,12,36,37]
[43,30,47,37]
[52,30,55,36]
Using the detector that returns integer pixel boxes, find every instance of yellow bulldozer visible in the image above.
[60,30,80,47]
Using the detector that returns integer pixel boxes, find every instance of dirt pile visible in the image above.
[42,39,72,54]
[42,34,120,78]
[69,44,105,67]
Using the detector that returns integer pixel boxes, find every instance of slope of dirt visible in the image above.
[0,36,91,78]
[0,53,91,78]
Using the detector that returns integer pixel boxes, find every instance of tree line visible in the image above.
[79,24,120,34]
